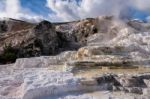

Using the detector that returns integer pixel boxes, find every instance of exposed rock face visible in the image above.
[0,18,99,64]
[19,20,60,56]
[1,16,150,65]
[0,18,34,33]
[0,21,8,33]
[55,18,98,45]
[0,20,61,63]
[71,18,98,45]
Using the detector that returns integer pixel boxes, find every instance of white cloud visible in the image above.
[146,16,150,23]
[6,0,20,18]
[46,0,80,22]
[46,0,131,22]
[46,0,150,22]
[0,0,43,23]
[0,0,150,22]
[131,0,150,12]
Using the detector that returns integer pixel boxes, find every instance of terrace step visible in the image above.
[66,59,150,72]
[76,45,149,57]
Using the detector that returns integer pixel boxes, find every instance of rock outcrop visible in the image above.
[0,18,34,33]
[0,20,60,56]
[19,20,60,56]
[1,16,150,65]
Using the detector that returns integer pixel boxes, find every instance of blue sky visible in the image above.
[0,0,150,22]
[20,0,50,17]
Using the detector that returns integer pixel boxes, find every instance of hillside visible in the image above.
[0,16,150,99]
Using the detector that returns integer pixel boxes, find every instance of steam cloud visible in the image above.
[47,0,150,22]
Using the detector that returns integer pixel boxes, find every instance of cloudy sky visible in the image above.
[0,0,150,22]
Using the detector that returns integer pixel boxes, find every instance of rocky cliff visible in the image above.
[0,16,150,64]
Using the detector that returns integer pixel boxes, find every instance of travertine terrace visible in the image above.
[0,16,150,99]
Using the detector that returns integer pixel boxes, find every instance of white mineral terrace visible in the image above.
[0,21,150,99]
[0,61,150,99]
